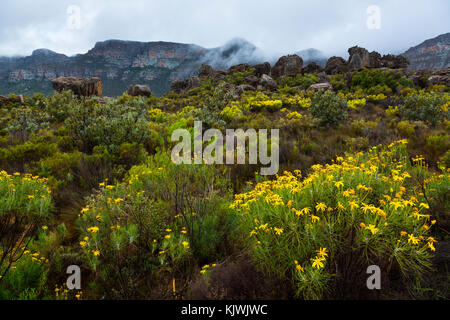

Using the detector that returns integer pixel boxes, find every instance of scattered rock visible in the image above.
[260,74,278,90]
[252,62,271,77]
[51,77,102,96]
[302,62,323,74]
[228,63,250,74]
[348,46,371,71]
[369,51,383,68]
[325,57,348,75]
[307,82,333,91]
[198,64,215,78]
[271,54,303,78]
[245,75,259,86]
[381,54,409,69]
[127,84,152,97]
[212,70,227,81]
[170,76,201,94]
[236,84,256,95]
[0,94,24,106]
[427,67,450,86]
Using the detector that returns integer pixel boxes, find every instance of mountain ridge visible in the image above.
[1,33,449,97]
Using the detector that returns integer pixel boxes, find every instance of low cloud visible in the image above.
[0,0,449,58]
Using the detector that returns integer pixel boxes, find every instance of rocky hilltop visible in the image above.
[402,33,450,70]
[0,33,448,96]
[0,38,329,97]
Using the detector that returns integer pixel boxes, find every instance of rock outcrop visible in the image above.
[348,46,371,71]
[0,94,24,106]
[307,82,333,91]
[252,62,271,77]
[260,74,278,91]
[170,76,201,94]
[427,67,450,86]
[51,77,102,96]
[380,54,409,69]
[127,84,152,97]
[236,84,256,95]
[302,62,323,74]
[325,57,348,75]
[228,63,250,74]
[271,55,303,78]
[198,64,215,78]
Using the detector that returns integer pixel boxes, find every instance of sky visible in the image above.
[0,0,449,58]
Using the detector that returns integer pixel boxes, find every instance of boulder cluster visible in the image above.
[168,46,413,95]
[46,45,448,98]
[324,46,410,75]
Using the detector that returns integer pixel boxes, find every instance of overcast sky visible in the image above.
[0,0,449,58]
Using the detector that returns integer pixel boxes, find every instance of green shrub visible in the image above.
[397,120,416,137]
[310,90,348,126]
[399,92,449,125]
[278,73,319,88]
[352,69,414,93]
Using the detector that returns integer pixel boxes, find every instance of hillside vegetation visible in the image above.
[0,65,449,299]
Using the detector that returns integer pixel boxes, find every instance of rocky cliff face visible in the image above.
[0,40,210,96]
[0,39,268,97]
[1,34,449,96]
[402,33,450,71]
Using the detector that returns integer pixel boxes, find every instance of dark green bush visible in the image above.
[310,90,348,126]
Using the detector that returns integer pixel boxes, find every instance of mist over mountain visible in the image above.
[0,33,448,97]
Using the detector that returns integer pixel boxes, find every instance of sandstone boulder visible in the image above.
[369,51,383,68]
[307,82,333,91]
[0,94,24,106]
[271,55,303,78]
[127,84,152,97]
[252,62,271,77]
[198,64,215,78]
[245,75,259,86]
[348,46,371,71]
[381,54,409,69]
[427,67,450,86]
[170,76,201,94]
[302,62,323,74]
[325,57,347,75]
[51,77,102,96]
[260,74,278,91]
[228,63,250,74]
[236,84,256,95]
[212,70,227,81]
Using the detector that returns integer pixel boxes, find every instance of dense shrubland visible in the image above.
[0,67,449,299]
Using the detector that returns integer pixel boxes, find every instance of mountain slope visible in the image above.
[0,39,269,97]
[402,32,450,70]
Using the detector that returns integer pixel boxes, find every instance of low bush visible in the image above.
[232,141,443,299]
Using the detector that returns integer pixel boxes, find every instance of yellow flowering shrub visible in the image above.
[0,171,53,284]
[282,95,312,109]
[76,152,235,298]
[366,93,387,102]
[347,98,366,109]
[233,140,446,299]
[220,102,243,120]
